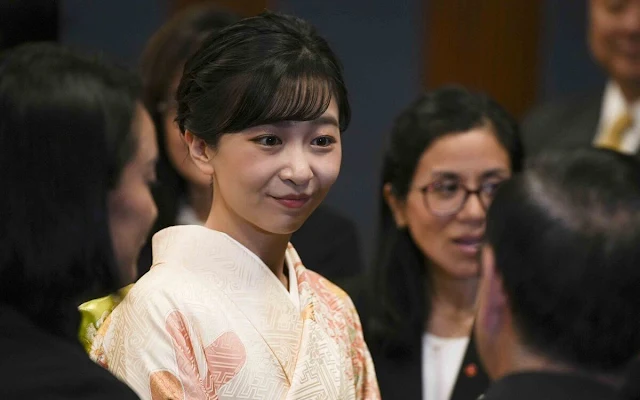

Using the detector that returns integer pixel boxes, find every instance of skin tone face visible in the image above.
[590,0,640,99]
[108,104,159,283]
[186,98,341,278]
[385,126,511,280]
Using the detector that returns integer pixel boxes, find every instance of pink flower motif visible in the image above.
[149,311,247,400]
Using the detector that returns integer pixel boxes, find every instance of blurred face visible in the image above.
[386,127,511,279]
[188,98,341,236]
[590,0,640,86]
[164,75,212,188]
[108,104,159,282]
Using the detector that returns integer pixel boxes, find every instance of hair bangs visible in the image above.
[263,73,333,124]
[218,61,335,135]
[177,11,351,146]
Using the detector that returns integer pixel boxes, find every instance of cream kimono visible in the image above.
[91,226,380,400]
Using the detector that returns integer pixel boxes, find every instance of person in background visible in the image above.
[0,43,158,399]
[138,4,364,285]
[92,12,379,399]
[77,4,237,353]
[522,0,640,156]
[359,86,523,400]
[476,148,640,400]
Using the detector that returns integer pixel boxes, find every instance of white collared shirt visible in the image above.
[423,333,469,400]
[593,81,640,154]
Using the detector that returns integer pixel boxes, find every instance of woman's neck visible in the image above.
[426,266,478,337]
[206,198,290,288]
[187,182,212,223]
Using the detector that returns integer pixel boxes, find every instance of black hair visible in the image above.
[367,85,523,354]
[486,148,640,371]
[0,43,141,337]
[176,10,350,147]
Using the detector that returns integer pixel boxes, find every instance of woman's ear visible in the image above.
[183,131,214,176]
[383,183,407,228]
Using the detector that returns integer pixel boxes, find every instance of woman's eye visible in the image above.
[254,135,282,147]
[434,181,459,194]
[311,136,336,147]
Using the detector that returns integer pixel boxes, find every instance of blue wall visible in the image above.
[60,0,168,66]
[537,0,606,103]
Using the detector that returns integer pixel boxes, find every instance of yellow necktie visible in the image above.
[598,112,633,151]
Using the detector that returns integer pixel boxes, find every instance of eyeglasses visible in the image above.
[418,179,506,217]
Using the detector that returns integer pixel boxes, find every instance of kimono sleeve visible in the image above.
[90,285,218,400]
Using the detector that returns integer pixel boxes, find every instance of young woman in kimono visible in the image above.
[91,11,380,400]
[134,3,365,287]
[356,86,524,400]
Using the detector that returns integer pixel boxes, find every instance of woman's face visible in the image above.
[386,126,511,279]
[163,75,212,188]
[108,104,159,282]
[190,98,342,236]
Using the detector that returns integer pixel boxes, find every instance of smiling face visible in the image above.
[386,126,511,279]
[187,98,341,238]
[590,0,640,89]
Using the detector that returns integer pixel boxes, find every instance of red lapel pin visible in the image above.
[464,363,478,378]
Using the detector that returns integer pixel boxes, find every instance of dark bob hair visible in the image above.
[0,43,141,336]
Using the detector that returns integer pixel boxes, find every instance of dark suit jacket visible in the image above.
[290,204,364,286]
[368,333,489,400]
[347,280,489,400]
[138,204,365,287]
[482,371,618,400]
[0,304,139,400]
[621,358,640,400]
[521,90,604,157]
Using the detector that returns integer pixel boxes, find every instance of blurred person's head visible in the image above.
[140,4,238,229]
[177,11,349,236]
[108,103,158,282]
[476,148,640,380]
[0,43,158,335]
[369,86,523,352]
[589,0,640,99]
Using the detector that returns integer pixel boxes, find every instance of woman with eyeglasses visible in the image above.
[360,86,524,400]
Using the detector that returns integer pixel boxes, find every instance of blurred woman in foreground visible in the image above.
[0,43,158,399]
